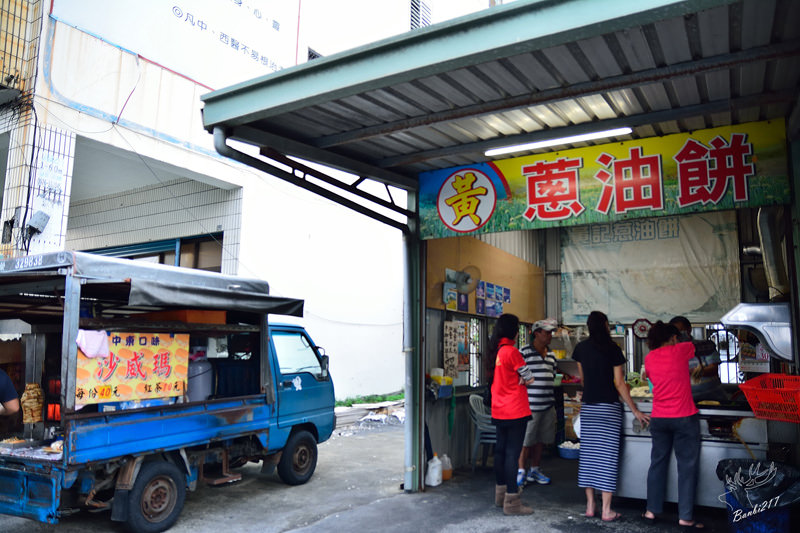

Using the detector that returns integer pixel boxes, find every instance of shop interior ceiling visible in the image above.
[201,0,800,223]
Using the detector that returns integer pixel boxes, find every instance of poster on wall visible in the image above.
[486,300,503,317]
[443,282,458,311]
[75,332,189,407]
[738,342,771,373]
[418,120,789,239]
[443,321,466,377]
[560,211,740,325]
[457,293,469,312]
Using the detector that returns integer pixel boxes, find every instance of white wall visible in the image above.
[27,1,514,400]
[235,170,405,399]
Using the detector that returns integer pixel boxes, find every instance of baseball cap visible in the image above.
[533,318,558,332]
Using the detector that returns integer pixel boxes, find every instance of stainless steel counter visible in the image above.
[617,401,767,509]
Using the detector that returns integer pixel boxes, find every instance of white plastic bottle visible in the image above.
[425,453,442,486]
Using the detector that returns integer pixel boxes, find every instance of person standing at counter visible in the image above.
[517,318,558,487]
[642,321,705,530]
[573,311,649,522]
[487,313,535,515]
[0,368,19,417]
[668,316,727,403]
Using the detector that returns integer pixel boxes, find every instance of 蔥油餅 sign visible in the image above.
[418,119,788,240]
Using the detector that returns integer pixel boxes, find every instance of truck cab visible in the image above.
[0,252,335,532]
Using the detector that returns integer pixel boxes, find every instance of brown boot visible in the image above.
[494,484,506,507]
[503,492,533,515]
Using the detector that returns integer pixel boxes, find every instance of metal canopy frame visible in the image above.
[200,0,800,492]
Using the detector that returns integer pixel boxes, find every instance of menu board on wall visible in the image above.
[443,321,468,377]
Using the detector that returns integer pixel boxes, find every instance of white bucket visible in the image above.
[187,360,213,402]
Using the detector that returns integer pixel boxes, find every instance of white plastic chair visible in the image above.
[468,394,496,471]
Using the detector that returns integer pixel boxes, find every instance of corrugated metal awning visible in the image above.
[201,0,800,220]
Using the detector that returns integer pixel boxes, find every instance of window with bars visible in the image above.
[0,0,40,95]
[467,317,483,387]
[705,323,742,384]
[444,314,532,388]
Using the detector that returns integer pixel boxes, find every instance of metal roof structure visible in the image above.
[199,0,800,492]
[202,0,800,230]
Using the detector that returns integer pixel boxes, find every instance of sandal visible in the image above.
[641,512,657,524]
[602,512,623,522]
[680,521,705,530]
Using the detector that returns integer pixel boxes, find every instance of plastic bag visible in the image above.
[425,454,442,487]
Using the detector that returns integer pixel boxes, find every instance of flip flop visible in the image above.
[641,512,657,524]
[585,512,595,518]
[602,512,622,522]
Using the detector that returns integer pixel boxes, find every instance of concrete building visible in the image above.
[0,0,478,400]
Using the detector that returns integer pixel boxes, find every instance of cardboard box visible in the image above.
[141,310,226,324]
[564,400,581,441]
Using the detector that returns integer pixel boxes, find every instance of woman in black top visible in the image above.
[573,311,648,521]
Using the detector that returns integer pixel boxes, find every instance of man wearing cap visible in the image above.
[517,318,558,486]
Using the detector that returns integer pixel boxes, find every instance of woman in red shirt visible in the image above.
[642,321,704,530]
[487,313,534,515]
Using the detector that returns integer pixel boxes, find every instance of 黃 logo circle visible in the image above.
[436,168,496,233]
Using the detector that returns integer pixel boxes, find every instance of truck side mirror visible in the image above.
[320,354,329,379]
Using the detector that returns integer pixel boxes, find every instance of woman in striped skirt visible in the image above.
[572,311,650,521]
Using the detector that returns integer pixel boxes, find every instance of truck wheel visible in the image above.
[277,430,317,485]
[126,461,186,533]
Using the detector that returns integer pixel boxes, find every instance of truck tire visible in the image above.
[277,430,317,485]
[126,460,186,533]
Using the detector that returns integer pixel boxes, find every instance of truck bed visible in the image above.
[65,396,273,465]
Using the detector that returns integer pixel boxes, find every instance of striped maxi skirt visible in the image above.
[577,402,623,493]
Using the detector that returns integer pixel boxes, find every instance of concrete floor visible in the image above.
[0,421,757,532]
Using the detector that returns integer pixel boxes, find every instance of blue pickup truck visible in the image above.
[0,252,335,532]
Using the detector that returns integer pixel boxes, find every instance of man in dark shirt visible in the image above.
[668,316,727,402]
[0,368,19,417]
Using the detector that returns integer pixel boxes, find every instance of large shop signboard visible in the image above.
[418,120,788,240]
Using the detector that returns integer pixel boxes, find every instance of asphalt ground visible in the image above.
[0,419,779,532]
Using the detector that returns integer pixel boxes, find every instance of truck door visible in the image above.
[270,328,334,432]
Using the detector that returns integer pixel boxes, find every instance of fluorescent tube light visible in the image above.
[484,127,633,157]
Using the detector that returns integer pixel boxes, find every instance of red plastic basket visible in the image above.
[739,374,800,423]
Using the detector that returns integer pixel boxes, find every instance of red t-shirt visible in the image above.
[645,342,698,418]
[491,339,532,420]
